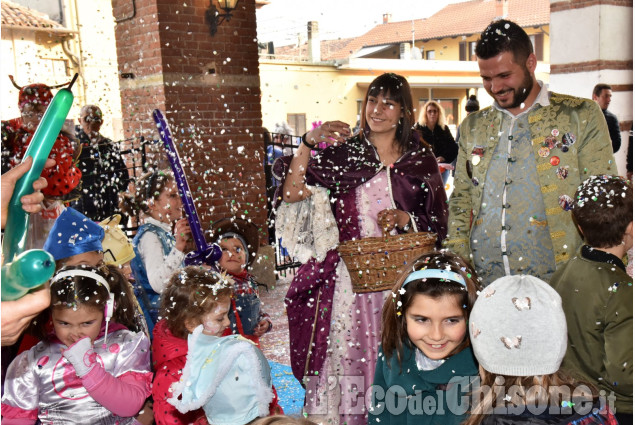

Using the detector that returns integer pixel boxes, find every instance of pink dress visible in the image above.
[306,170,395,425]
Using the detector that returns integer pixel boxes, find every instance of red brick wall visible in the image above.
[111,0,268,237]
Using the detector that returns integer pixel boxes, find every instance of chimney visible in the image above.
[495,0,509,18]
[307,21,320,62]
[383,13,392,24]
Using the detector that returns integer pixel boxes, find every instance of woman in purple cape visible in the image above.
[273,73,447,424]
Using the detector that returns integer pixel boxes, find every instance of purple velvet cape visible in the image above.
[273,133,448,382]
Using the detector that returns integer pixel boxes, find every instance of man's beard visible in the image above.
[495,67,534,109]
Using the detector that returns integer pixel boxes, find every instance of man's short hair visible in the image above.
[572,175,632,248]
[593,83,612,98]
[475,19,533,65]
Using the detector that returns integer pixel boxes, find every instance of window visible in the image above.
[469,42,477,61]
[42,58,70,78]
[286,114,306,136]
[425,50,435,60]
[529,33,544,61]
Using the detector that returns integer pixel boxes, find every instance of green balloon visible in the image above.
[1,249,55,301]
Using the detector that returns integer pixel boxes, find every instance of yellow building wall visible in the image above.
[1,29,71,119]
[260,62,368,133]
[0,0,123,140]
[415,26,550,62]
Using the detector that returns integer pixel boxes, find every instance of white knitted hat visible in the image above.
[469,275,568,376]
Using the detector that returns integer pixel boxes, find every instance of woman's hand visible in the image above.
[174,217,192,252]
[377,208,410,231]
[282,120,351,203]
[305,120,351,146]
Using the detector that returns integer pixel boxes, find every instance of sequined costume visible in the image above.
[1,323,152,424]
[273,133,446,424]
[446,86,617,284]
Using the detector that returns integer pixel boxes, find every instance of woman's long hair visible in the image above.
[418,100,447,129]
[359,72,415,154]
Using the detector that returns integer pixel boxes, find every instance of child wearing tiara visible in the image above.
[119,170,191,333]
[1,265,153,424]
[551,175,632,423]
[369,251,481,425]
[466,274,617,425]
[152,266,279,425]
[210,217,272,345]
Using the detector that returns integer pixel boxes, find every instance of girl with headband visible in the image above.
[1,265,152,424]
[119,170,191,334]
[369,251,481,425]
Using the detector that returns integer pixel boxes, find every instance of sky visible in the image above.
[256,0,469,47]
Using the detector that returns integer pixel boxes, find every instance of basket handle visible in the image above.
[378,216,391,238]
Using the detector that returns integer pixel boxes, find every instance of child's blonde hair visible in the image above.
[381,251,481,368]
[159,266,233,339]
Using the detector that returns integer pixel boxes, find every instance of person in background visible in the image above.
[119,170,190,335]
[592,83,621,153]
[211,217,272,346]
[71,105,129,221]
[416,100,458,183]
[550,175,632,423]
[1,77,82,249]
[455,94,480,145]
[446,19,617,285]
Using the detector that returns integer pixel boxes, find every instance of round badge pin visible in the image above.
[551,129,560,137]
[562,132,576,146]
[550,156,560,166]
[544,136,556,149]
[556,166,569,180]
[538,147,550,158]
[558,194,574,211]
[472,155,481,166]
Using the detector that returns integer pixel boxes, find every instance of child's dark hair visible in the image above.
[159,266,233,340]
[475,19,534,65]
[572,175,632,248]
[119,169,174,216]
[50,264,137,330]
[359,72,415,154]
[381,251,481,368]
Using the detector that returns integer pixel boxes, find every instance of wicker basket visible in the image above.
[337,231,437,293]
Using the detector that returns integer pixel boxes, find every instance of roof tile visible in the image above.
[1,0,68,31]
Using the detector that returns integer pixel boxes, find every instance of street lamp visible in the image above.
[205,0,240,37]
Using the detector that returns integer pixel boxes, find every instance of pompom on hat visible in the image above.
[43,207,104,261]
[469,275,568,377]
